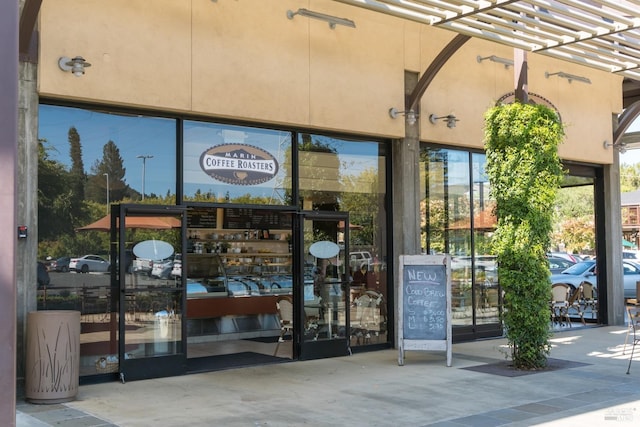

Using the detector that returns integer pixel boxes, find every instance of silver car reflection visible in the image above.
[550,259,640,300]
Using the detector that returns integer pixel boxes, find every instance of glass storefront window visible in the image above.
[38,104,177,258]
[421,147,499,329]
[183,121,292,205]
[38,104,392,376]
[298,134,388,347]
[38,104,178,375]
[39,105,177,206]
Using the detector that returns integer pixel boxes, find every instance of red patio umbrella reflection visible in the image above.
[338,220,363,230]
[448,209,497,231]
[76,214,181,232]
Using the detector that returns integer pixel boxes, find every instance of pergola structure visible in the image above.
[334,0,640,142]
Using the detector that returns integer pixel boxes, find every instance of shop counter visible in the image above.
[187,294,280,319]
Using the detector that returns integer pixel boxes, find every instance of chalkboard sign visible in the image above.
[402,265,447,340]
[397,254,452,367]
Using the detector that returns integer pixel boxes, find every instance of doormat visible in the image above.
[187,352,289,374]
[461,358,591,377]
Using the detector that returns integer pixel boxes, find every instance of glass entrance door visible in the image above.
[115,204,185,382]
[298,212,350,359]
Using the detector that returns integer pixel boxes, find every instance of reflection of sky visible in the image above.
[183,121,291,201]
[39,105,383,200]
[620,118,640,165]
[39,105,176,196]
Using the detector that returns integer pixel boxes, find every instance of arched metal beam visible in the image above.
[19,0,42,61]
[406,34,470,113]
[614,100,640,146]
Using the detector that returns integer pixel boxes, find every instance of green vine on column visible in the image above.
[484,102,565,369]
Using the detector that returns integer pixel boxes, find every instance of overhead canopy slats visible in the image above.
[335,0,640,78]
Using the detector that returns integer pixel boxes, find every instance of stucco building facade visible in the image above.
[3,0,637,423]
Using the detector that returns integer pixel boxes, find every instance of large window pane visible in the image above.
[39,105,177,206]
[38,104,177,377]
[421,148,497,327]
[183,121,292,205]
[298,134,388,347]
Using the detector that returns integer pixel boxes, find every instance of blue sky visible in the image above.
[619,118,640,165]
[39,105,178,197]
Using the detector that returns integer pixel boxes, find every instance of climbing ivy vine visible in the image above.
[484,102,565,369]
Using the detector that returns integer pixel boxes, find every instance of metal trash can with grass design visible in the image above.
[25,310,81,403]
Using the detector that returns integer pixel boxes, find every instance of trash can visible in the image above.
[25,310,80,404]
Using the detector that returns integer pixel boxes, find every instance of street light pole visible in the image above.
[136,155,153,200]
[103,173,109,214]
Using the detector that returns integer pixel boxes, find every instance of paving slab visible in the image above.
[17,325,640,427]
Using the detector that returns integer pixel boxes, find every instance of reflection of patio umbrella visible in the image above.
[76,214,181,232]
[448,210,496,231]
[338,220,363,230]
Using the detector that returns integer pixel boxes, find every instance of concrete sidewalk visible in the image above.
[17,324,640,426]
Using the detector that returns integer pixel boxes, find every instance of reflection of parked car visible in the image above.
[133,258,153,276]
[50,256,71,272]
[623,250,640,261]
[451,255,497,285]
[550,259,640,299]
[547,251,580,263]
[69,255,111,273]
[349,251,372,271]
[151,258,174,279]
[547,256,576,274]
[37,262,50,288]
[171,253,182,278]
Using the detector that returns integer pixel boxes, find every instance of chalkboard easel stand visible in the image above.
[397,254,452,367]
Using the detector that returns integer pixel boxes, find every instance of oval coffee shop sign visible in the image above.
[200,144,279,185]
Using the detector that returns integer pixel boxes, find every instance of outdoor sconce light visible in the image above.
[603,140,627,153]
[287,8,356,29]
[429,114,459,128]
[545,71,591,84]
[477,55,513,69]
[389,108,418,126]
[58,56,91,77]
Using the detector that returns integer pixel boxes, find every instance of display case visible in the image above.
[186,228,292,297]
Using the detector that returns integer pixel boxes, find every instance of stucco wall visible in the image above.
[38,0,622,164]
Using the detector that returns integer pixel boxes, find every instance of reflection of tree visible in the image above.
[298,134,339,211]
[551,185,594,252]
[38,140,75,240]
[183,189,225,202]
[423,198,445,253]
[68,126,87,221]
[86,140,132,202]
[341,168,379,246]
[621,163,640,192]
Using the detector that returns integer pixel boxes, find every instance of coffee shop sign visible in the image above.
[200,143,279,186]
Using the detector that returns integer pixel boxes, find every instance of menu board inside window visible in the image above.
[188,208,217,229]
[223,208,292,230]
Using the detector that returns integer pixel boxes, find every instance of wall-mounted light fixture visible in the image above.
[603,140,627,153]
[429,114,459,128]
[58,56,91,77]
[389,108,418,125]
[477,55,513,69]
[287,8,356,29]
[545,71,591,84]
